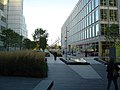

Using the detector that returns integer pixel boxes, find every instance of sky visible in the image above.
[23,0,79,45]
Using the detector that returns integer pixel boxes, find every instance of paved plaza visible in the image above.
[0,54,120,90]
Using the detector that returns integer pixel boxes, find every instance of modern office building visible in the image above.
[61,0,119,57]
[22,16,27,38]
[0,0,27,50]
[6,0,27,37]
[0,0,7,50]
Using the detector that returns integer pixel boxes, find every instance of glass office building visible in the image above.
[61,0,119,57]
[0,0,7,50]
[0,0,27,50]
[6,0,27,37]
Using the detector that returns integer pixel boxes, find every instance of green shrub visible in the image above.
[0,51,48,78]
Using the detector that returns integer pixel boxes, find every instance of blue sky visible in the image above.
[23,0,79,45]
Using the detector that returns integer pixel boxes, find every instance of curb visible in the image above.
[60,58,90,65]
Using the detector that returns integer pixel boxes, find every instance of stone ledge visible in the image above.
[33,80,54,90]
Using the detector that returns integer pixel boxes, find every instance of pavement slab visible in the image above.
[68,65,102,79]
[46,54,120,90]
[0,76,42,90]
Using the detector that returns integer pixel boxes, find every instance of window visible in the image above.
[1,16,6,23]
[92,0,94,10]
[82,31,84,40]
[87,16,89,26]
[92,25,95,37]
[85,18,86,28]
[79,22,81,31]
[89,27,92,38]
[85,17,87,27]
[101,24,107,35]
[95,0,99,7]
[80,32,81,40]
[96,24,99,36]
[87,28,89,38]
[100,9,107,21]
[87,4,89,14]
[109,0,117,6]
[83,30,85,39]
[86,0,89,3]
[83,19,85,29]
[100,0,107,6]
[85,29,86,39]
[95,9,99,21]
[92,12,95,24]
[0,2,4,11]
[109,10,118,21]
[89,14,92,25]
[89,2,92,13]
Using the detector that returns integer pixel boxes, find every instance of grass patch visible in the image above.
[0,51,48,78]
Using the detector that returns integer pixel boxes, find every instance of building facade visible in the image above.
[6,0,27,37]
[0,0,27,50]
[61,0,119,57]
[0,0,7,50]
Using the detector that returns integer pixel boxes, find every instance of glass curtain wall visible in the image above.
[61,0,119,57]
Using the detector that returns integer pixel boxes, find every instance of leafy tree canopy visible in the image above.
[32,28,48,51]
[105,24,120,46]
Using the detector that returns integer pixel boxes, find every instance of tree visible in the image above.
[30,41,36,49]
[1,29,24,51]
[32,28,48,51]
[18,35,23,50]
[39,37,47,51]
[105,24,120,61]
[105,24,120,47]
[23,38,36,49]
[23,38,31,49]
[1,29,17,50]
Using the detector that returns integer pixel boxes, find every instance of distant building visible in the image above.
[61,0,119,57]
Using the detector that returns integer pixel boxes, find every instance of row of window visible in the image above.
[68,8,99,37]
[66,0,99,44]
[100,0,117,6]
[69,23,119,43]
[100,9,118,21]
[70,0,99,24]
[67,9,118,39]
[68,8,99,33]
[68,23,99,43]
[62,0,119,45]
[67,0,117,28]
[0,2,4,11]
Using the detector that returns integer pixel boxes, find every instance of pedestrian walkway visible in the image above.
[46,54,120,90]
[0,76,42,90]
[0,54,119,90]
[68,65,102,79]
